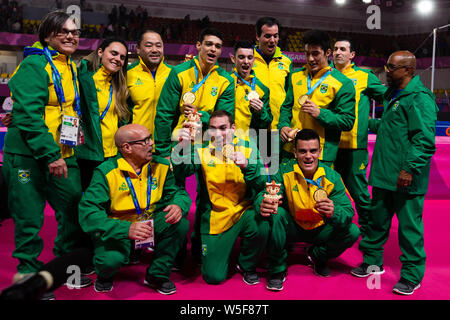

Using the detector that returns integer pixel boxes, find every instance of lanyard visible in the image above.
[123,169,152,216]
[192,64,211,94]
[307,69,332,96]
[99,83,113,121]
[233,71,256,91]
[389,89,403,103]
[305,176,323,189]
[43,46,81,117]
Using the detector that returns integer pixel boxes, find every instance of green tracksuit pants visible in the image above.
[93,213,189,280]
[265,206,360,275]
[334,148,372,236]
[2,153,85,274]
[200,208,269,284]
[359,187,426,285]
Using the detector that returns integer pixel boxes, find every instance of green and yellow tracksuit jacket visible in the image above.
[368,75,438,195]
[172,136,266,235]
[278,66,356,162]
[75,60,119,161]
[154,56,235,157]
[252,46,293,130]
[229,68,272,132]
[78,154,192,242]
[338,63,386,150]
[4,42,79,163]
[127,57,173,137]
[255,159,355,231]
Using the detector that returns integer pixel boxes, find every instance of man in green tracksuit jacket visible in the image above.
[332,37,387,236]
[171,110,268,285]
[351,51,438,296]
[78,124,191,295]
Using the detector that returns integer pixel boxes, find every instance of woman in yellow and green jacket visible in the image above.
[75,38,131,190]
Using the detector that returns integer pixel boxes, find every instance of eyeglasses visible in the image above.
[126,134,152,146]
[56,28,81,38]
[384,63,408,72]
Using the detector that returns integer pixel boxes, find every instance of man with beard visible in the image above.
[351,51,438,296]
[78,124,191,295]
[127,30,173,137]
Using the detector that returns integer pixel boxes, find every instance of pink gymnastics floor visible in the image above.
[1,135,449,301]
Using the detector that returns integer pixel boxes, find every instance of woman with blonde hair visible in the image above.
[76,38,130,190]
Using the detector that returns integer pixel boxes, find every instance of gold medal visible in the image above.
[313,188,328,201]
[247,90,260,101]
[222,144,235,159]
[182,91,196,104]
[298,94,309,106]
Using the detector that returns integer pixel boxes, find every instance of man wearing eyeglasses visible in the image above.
[78,124,191,295]
[351,51,438,296]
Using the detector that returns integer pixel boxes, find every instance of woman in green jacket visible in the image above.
[75,38,130,190]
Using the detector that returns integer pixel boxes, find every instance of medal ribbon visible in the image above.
[304,176,323,189]
[192,64,211,94]
[123,169,152,217]
[233,71,256,91]
[43,46,81,117]
[306,68,332,96]
[99,83,113,121]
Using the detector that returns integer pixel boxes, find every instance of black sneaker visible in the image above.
[81,265,95,275]
[66,274,93,289]
[236,264,260,285]
[144,274,177,295]
[266,271,286,291]
[306,247,331,277]
[350,262,385,278]
[392,278,421,296]
[94,277,113,293]
[40,291,55,300]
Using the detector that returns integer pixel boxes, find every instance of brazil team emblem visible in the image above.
[350,78,357,86]
[393,101,400,111]
[18,169,30,184]
[201,244,208,256]
[151,177,158,190]
[278,62,284,70]
[320,83,328,94]
[211,86,218,96]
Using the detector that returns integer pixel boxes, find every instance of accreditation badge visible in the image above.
[59,115,80,147]
[182,91,196,104]
[135,211,155,249]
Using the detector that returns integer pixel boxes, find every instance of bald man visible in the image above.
[351,51,438,296]
[78,124,191,295]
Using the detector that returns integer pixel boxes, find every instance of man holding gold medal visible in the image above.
[278,30,356,167]
[230,40,272,135]
[78,124,191,295]
[172,110,269,286]
[154,27,235,158]
[256,129,359,291]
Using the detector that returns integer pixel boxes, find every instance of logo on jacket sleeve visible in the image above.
[211,86,218,97]
[18,169,30,184]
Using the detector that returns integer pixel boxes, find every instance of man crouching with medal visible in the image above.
[256,129,359,291]
[78,124,191,295]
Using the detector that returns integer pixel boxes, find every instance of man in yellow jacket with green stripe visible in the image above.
[154,27,235,158]
[171,110,269,285]
[230,40,272,136]
[78,124,191,295]
[278,30,356,166]
[332,37,387,236]
[127,30,173,137]
[257,129,359,291]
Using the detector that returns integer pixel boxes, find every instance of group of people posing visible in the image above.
[2,10,438,298]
